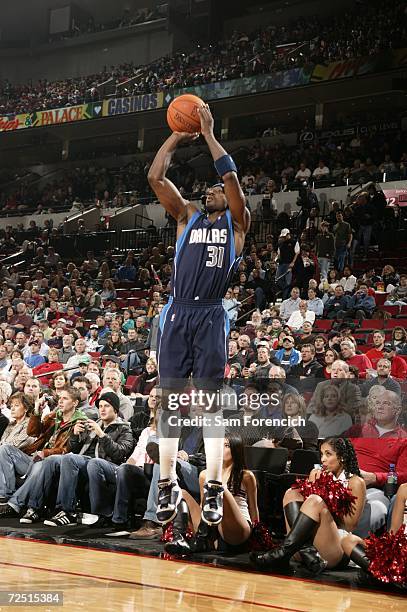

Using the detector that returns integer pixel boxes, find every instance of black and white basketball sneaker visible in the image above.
[202,480,224,525]
[156,478,182,524]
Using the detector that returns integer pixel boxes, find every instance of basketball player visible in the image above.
[147,104,250,539]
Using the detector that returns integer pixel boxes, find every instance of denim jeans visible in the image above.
[0,445,33,498]
[8,455,64,511]
[56,454,91,513]
[357,225,372,255]
[276,264,292,299]
[334,245,347,272]
[87,458,119,517]
[318,257,331,280]
[144,460,200,522]
[112,463,150,523]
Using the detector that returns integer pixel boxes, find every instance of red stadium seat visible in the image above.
[386,319,407,329]
[382,305,400,316]
[361,319,383,330]
[88,351,101,360]
[314,320,332,331]
[124,375,140,394]
[374,292,388,307]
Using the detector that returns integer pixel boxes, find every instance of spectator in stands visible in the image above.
[287,300,316,331]
[32,347,63,386]
[365,330,386,368]
[272,394,318,451]
[384,274,407,306]
[362,358,401,396]
[290,344,324,381]
[0,387,86,518]
[24,340,45,369]
[346,387,406,536]
[323,285,349,320]
[72,377,99,420]
[352,192,375,259]
[85,372,102,406]
[339,266,357,294]
[322,348,339,378]
[307,288,324,317]
[0,392,35,451]
[49,371,68,396]
[100,399,158,529]
[101,332,125,358]
[312,160,330,181]
[309,381,353,437]
[59,335,75,364]
[102,368,133,421]
[338,284,375,322]
[381,265,400,290]
[130,357,158,401]
[39,392,133,527]
[381,343,407,380]
[295,163,311,182]
[339,339,372,378]
[276,230,300,299]
[314,221,335,281]
[279,287,301,322]
[333,211,352,272]
[275,336,301,373]
[9,303,33,334]
[117,256,138,282]
[392,326,407,354]
[65,338,91,377]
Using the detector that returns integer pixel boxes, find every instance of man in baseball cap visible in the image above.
[382,343,407,379]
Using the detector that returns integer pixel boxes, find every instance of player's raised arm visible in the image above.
[198,105,250,233]
[147,132,199,222]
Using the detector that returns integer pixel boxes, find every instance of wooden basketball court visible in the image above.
[0,537,404,611]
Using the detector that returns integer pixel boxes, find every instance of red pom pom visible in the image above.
[248,520,276,552]
[161,522,194,543]
[365,526,407,585]
[294,471,357,522]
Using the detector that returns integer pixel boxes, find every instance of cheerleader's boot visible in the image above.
[164,499,191,556]
[250,511,319,572]
[285,502,327,575]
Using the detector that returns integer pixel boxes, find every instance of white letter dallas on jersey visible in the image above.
[189,228,228,244]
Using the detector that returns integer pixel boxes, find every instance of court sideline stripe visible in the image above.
[0,535,404,601]
[0,559,304,612]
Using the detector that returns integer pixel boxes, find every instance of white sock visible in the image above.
[159,437,179,482]
[203,415,224,483]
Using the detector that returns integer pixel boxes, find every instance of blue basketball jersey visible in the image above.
[171,208,239,300]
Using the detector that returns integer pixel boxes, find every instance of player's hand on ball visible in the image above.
[173,131,200,144]
[198,104,214,138]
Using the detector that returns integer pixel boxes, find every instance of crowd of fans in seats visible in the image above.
[48,6,163,43]
[0,196,404,537]
[1,119,406,216]
[0,1,405,115]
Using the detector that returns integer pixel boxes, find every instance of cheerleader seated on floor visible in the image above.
[163,433,262,556]
[251,437,366,574]
[341,483,407,589]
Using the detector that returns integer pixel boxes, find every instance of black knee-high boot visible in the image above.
[285,502,327,575]
[164,499,191,556]
[250,511,320,571]
[349,543,370,572]
[190,519,218,553]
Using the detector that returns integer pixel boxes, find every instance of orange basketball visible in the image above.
[167,94,205,133]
